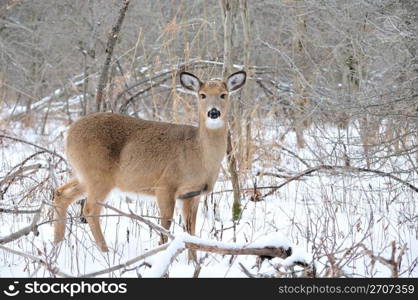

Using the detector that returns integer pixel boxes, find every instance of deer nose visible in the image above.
[208,108,221,119]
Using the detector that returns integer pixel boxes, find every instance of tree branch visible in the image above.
[0,202,44,244]
[0,135,65,162]
[80,243,169,278]
[0,244,71,277]
[95,0,130,112]
[99,202,174,239]
[86,205,313,277]
[262,164,418,197]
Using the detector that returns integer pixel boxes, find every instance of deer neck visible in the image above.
[198,118,228,165]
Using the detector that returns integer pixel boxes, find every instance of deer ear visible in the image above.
[180,72,202,92]
[226,70,246,92]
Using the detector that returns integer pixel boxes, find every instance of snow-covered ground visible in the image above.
[0,103,417,278]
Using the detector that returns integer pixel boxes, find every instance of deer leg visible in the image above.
[156,189,175,244]
[53,178,84,243]
[182,196,200,262]
[83,186,111,252]
[182,196,200,236]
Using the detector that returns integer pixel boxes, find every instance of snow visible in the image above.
[0,105,417,278]
[138,66,150,73]
[140,232,308,277]
[282,247,312,268]
[248,232,291,250]
[143,237,185,278]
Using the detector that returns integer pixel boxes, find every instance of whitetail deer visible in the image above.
[53,70,246,253]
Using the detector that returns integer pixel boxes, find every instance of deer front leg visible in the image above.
[53,178,84,243]
[182,196,200,262]
[156,189,176,244]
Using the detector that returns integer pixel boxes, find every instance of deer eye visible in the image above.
[220,93,227,99]
[200,93,206,99]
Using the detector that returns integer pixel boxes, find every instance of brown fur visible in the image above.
[53,71,246,254]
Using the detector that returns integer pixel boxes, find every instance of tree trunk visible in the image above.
[219,0,241,221]
[95,0,130,112]
[240,0,253,171]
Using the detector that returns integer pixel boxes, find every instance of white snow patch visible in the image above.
[282,247,312,267]
[143,237,185,278]
[248,232,291,250]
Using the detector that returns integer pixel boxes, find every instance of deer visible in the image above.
[53,70,246,256]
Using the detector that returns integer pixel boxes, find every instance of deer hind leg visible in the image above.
[83,185,112,252]
[156,189,176,245]
[182,196,200,262]
[53,178,84,243]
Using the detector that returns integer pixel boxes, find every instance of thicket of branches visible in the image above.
[2,0,416,192]
[1,0,416,161]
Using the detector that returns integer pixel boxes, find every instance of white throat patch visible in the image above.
[205,118,225,130]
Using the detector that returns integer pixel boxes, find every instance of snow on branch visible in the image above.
[95,204,314,278]
[141,232,313,278]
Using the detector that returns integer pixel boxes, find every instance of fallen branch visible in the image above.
[100,204,294,259]
[144,232,313,278]
[145,239,185,277]
[85,205,314,278]
[184,237,290,258]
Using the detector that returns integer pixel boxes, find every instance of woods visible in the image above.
[0,0,417,278]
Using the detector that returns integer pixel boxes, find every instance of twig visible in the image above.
[239,262,256,278]
[0,135,66,162]
[360,241,407,278]
[0,151,46,199]
[257,171,308,179]
[99,203,174,239]
[262,165,418,197]
[0,244,71,277]
[1,164,42,185]
[275,144,312,168]
[119,76,170,112]
[0,208,42,214]
[80,243,169,277]
[192,254,208,278]
[0,202,44,244]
